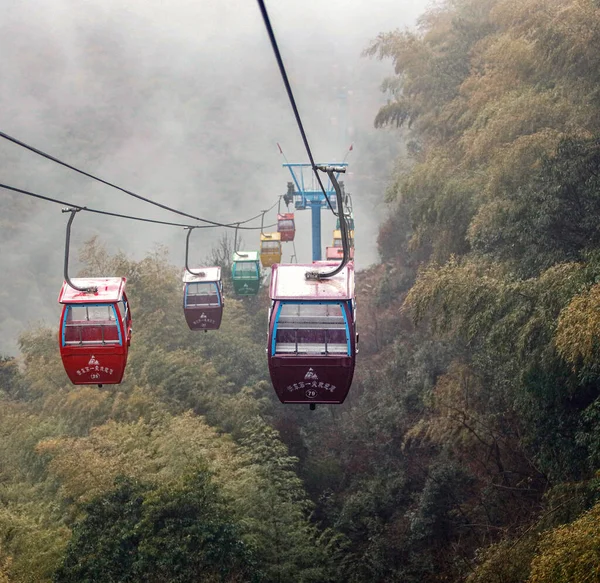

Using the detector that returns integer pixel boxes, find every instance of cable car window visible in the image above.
[185,282,220,307]
[66,305,115,322]
[113,300,126,322]
[333,237,353,248]
[274,302,349,355]
[278,220,294,230]
[234,262,259,277]
[63,304,122,346]
[261,241,281,251]
[121,300,129,323]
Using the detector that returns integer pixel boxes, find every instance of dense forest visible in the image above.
[2,0,600,580]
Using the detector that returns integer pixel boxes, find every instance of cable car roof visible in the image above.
[58,277,127,304]
[260,232,281,242]
[270,262,354,300]
[182,267,221,283]
[233,251,260,262]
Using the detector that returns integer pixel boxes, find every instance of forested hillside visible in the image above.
[2,0,600,581]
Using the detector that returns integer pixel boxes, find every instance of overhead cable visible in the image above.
[255,0,337,215]
[0,182,276,230]
[0,129,276,228]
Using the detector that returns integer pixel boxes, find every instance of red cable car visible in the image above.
[58,277,132,386]
[183,268,223,331]
[326,246,355,260]
[267,262,356,405]
[277,213,295,242]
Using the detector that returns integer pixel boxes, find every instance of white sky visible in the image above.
[0,0,430,353]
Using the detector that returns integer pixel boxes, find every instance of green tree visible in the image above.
[54,473,259,583]
[528,500,600,583]
[470,137,600,276]
[236,418,336,583]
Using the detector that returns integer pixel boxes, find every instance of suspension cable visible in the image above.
[0,182,276,230]
[306,166,350,280]
[63,208,98,293]
[184,228,206,276]
[233,223,240,254]
[255,0,338,216]
[238,198,279,226]
[0,129,276,228]
[260,209,267,235]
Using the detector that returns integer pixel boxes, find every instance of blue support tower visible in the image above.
[283,163,347,262]
[310,201,322,262]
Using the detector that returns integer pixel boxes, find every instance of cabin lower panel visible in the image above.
[59,348,127,385]
[184,306,223,330]
[233,280,260,295]
[261,257,280,268]
[268,355,355,404]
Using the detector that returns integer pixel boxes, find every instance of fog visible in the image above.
[0,0,428,354]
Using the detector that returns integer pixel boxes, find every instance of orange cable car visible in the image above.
[277,213,295,242]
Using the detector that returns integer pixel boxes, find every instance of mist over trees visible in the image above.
[0,0,408,354]
[2,0,600,581]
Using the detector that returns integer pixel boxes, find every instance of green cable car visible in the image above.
[232,251,261,296]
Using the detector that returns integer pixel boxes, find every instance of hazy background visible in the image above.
[0,0,428,354]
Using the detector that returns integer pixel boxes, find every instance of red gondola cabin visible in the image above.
[277,213,295,242]
[183,267,223,331]
[325,246,355,260]
[267,262,356,405]
[58,277,132,386]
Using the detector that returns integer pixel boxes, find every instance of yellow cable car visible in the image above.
[260,232,282,268]
[328,229,355,260]
[332,229,354,248]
